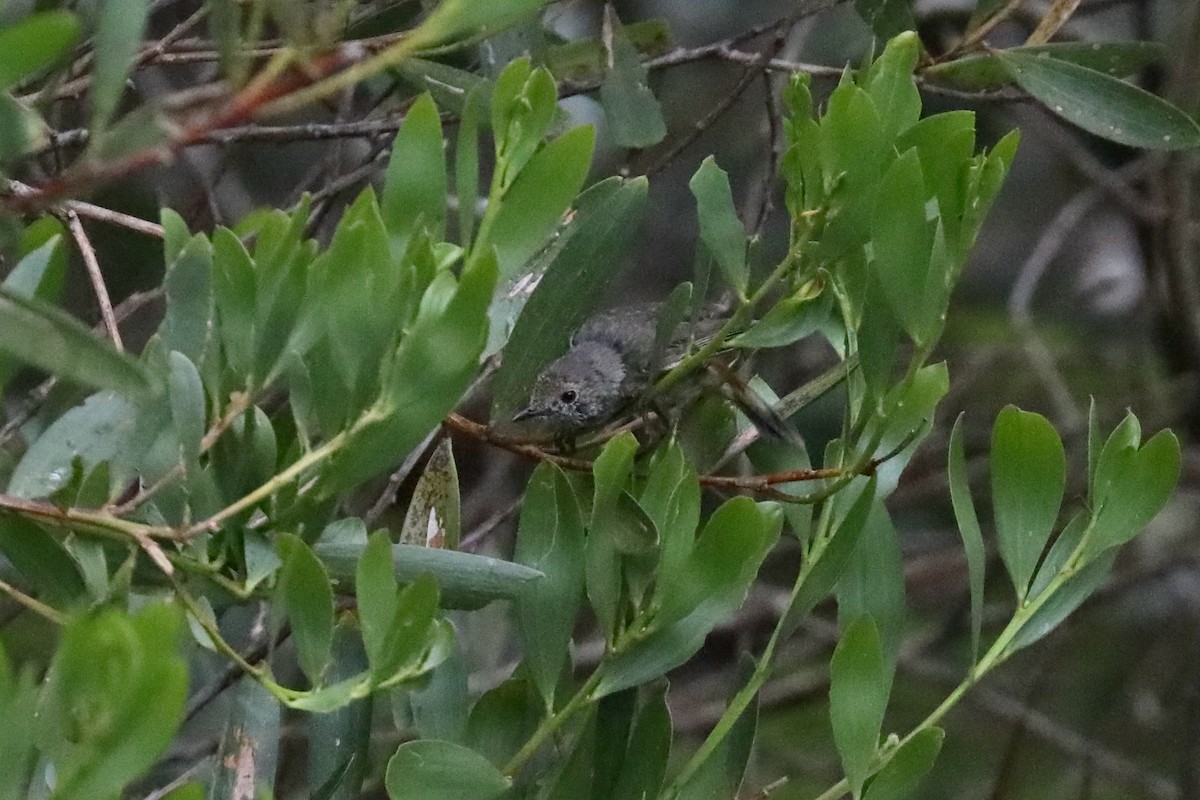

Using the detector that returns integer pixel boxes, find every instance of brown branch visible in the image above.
[444,413,594,472]
[443,412,888,503]
[64,209,123,351]
[641,29,797,177]
[5,180,164,237]
[6,46,359,212]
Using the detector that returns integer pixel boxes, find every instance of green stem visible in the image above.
[171,573,299,703]
[656,228,811,395]
[807,519,1098,799]
[503,668,604,777]
[0,577,65,625]
[186,427,349,537]
[666,507,835,796]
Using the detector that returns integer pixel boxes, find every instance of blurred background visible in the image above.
[2,0,1199,797]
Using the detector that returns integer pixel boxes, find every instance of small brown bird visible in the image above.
[512,301,796,443]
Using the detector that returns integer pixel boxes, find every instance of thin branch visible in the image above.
[0,578,66,625]
[108,391,255,517]
[138,757,213,800]
[364,428,443,527]
[6,47,360,212]
[642,37,793,176]
[460,497,522,551]
[64,209,123,351]
[7,179,164,236]
[443,411,893,503]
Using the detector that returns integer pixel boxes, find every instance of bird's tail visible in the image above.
[707,363,805,448]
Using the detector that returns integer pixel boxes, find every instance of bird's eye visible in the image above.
[560,389,577,404]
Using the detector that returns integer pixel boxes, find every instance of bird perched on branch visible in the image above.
[511,301,797,446]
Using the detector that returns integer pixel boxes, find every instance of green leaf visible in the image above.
[90,0,151,137]
[611,685,672,800]
[514,463,586,705]
[690,156,748,296]
[493,62,558,183]
[830,616,891,798]
[865,31,921,141]
[854,1,917,39]
[872,149,934,342]
[324,247,495,493]
[991,406,1065,600]
[167,351,205,468]
[0,286,152,397]
[599,6,667,148]
[409,640,470,742]
[0,91,42,162]
[591,690,639,800]
[161,208,190,264]
[731,290,831,349]
[836,503,905,672]
[947,414,986,664]
[782,477,878,638]
[37,604,187,800]
[866,362,949,497]
[1085,426,1180,557]
[371,575,441,687]
[0,12,80,91]
[0,515,87,609]
[397,59,489,116]
[315,538,543,610]
[490,176,648,419]
[585,502,622,640]
[596,498,781,696]
[894,111,974,247]
[399,437,461,548]
[638,439,700,591]
[674,659,758,800]
[926,41,1165,90]
[209,677,282,800]
[466,678,542,767]
[7,392,135,499]
[276,534,335,685]
[309,621,372,800]
[487,124,595,279]
[0,642,38,799]
[995,49,1200,150]
[456,84,486,249]
[863,727,944,800]
[0,232,68,391]
[357,530,400,672]
[1009,516,1115,653]
[416,0,548,52]
[385,740,511,800]
[382,93,447,256]
[546,18,673,82]
[212,227,258,379]
[592,433,657,554]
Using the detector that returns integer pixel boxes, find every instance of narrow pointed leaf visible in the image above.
[947,414,986,664]
[513,463,586,704]
[830,616,890,798]
[995,50,1200,150]
[0,287,152,397]
[690,156,748,295]
[382,93,447,255]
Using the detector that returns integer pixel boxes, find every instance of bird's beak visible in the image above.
[512,405,542,422]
